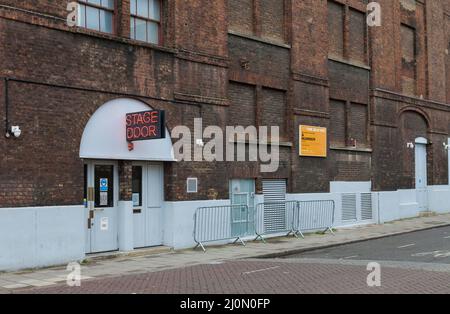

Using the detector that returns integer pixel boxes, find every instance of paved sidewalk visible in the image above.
[1,213,449,293]
[17,259,450,294]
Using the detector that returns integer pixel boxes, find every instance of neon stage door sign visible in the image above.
[126,110,166,142]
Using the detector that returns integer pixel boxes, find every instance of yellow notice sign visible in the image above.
[299,125,327,157]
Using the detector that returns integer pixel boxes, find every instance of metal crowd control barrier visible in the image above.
[292,200,335,238]
[254,201,298,243]
[194,205,248,252]
[254,200,335,242]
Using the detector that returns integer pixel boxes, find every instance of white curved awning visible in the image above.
[80,98,175,161]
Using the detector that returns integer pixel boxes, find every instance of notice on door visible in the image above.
[100,217,109,231]
[299,125,327,158]
[99,178,108,192]
[100,192,108,206]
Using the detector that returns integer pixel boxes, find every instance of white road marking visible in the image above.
[397,244,415,249]
[412,251,450,258]
[341,256,359,260]
[242,266,280,275]
[443,236,450,239]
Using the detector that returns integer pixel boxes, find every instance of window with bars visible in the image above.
[78,0,115,34]
[130,0,161,45]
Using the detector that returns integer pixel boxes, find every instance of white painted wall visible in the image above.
[163,200,230,249]
[376,187,450,223]
[0,206,85,271]
[330,181,371,193]
[2,185,450,271]
[427,185,450,214]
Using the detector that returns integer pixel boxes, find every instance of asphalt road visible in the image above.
[286,226,450,264]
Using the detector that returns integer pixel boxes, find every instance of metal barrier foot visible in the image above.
[254,234,267,243]
[233,237,246,247]
[322,227,335,235]
[194,242,207,252]
[296,231,305,239]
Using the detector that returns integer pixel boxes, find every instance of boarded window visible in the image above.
[401,24,416,95]
[401,25,416,62]
[328,1,345,58]
[349,103,368,146]
[260,0,284,42]
[261,88,286,139]
[330,99,346,146]
[348,9,366,63]
[228,82,256,128]
[228,0,253,35]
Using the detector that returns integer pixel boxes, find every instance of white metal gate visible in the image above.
[262,180,287,233]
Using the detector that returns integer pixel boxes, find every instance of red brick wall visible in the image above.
[0,0,449,207]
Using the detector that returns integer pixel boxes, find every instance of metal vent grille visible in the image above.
[361,193,373,220]
[263,180,287,233]
[342,193,357,221]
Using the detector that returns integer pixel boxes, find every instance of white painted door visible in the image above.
[229,179,255,237]
[415,138,428,211]
[448,138,450,186]
[133,163,164,248]
[85,161,119,254]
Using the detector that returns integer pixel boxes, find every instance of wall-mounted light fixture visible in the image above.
[443,142,449,151]
[406,142,415,149]
[5,125,21,139]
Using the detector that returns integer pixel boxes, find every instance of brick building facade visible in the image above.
[0,0,449,206]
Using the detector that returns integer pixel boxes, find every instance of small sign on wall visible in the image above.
[299,125,327,158]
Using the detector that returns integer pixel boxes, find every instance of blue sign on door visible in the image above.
[100,178,108,192]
